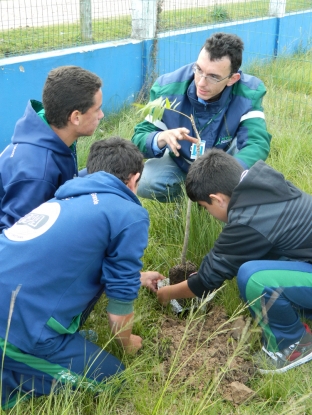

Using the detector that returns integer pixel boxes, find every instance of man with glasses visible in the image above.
[132,32,271,202]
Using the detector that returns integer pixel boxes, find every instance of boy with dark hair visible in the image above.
[132,32,271,202]
[87,137,144,181]
[43,66,102,129]
[0,137,163,409]
[157,149,312,373]
[0,66,104,231]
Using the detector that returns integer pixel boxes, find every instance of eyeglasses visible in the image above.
[192,64,232,84]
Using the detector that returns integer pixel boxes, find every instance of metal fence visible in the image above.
[0,0,311,148]
[1,0,311,57]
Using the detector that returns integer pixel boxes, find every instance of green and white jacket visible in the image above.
[132,64,272,172]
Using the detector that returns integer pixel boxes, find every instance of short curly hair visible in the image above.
[202,32,244,73]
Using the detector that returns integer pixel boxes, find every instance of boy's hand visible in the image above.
[124,334,143,354]
[141,271,165,293]
[157,281,196,305]
[157,286,171,306]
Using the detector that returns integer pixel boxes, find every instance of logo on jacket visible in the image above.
[91,193,99,205]
[4,202,61,242]
[215,136,232,146]
[17,213,49,229]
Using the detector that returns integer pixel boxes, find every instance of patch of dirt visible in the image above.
[164,262,256,404]
[168,261,197,309]
[169,261,197,285]
[157,305,256,404]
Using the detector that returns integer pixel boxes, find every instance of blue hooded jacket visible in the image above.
[0,100,78,231]
[0,172,149,355]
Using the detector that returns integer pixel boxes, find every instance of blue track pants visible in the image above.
[1,332,124,409]
[237,260,312,352]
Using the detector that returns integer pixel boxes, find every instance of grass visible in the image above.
[0,17,132,58]
[159,0,312,31]
[0,0,312,57]
[3,52,312,414]
[248,50,312,97]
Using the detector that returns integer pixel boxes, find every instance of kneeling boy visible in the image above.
[158,148,312,374]
[0,137,162,409]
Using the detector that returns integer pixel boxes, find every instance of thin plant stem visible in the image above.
[0,285,21,404]
[181,114,201,264]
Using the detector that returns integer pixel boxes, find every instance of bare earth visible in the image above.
[153,262,256,406]
[157,305,256,406]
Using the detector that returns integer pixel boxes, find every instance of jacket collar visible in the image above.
[187,79,233,112]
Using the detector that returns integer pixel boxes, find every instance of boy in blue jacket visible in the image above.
[0,137,163,409]
[158,149,312,374]
[0,65,104,231]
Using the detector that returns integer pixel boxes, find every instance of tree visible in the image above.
[138,97,201,266]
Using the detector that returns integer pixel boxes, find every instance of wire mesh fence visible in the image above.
[0,0,132,57]
[1,0,311,57]
[0,0,311,143]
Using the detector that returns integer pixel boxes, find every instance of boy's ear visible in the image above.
[127,172,141,193]
[209,193,228,207]
[69,110,80,126]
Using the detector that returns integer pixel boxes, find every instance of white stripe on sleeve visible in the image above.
[145,114,168,131]
[240,110,265,123]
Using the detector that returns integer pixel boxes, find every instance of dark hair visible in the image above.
[43,66,102,128]
[87,137,144,184]
[202,32,244,73]
[186,149,244,204]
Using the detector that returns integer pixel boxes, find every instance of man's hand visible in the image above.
[157,128,198,156]
[123,334,143,354]
[140,271,165,293]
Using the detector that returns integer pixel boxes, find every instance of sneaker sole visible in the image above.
[258,350,312,374]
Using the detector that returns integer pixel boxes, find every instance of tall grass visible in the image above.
[3,53,312,414]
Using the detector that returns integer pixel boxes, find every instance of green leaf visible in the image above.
[153,106,162,122]
[136,96,189,122]
[132,103,144,109]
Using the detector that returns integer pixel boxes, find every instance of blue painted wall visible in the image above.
[278,11,312,54]
[156,17,278,75]
[0,40,143,150]
[0,10,311,151]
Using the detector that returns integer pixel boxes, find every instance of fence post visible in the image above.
[131,0,158,39]
[80,0,92,41]
[269,0,286,17]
